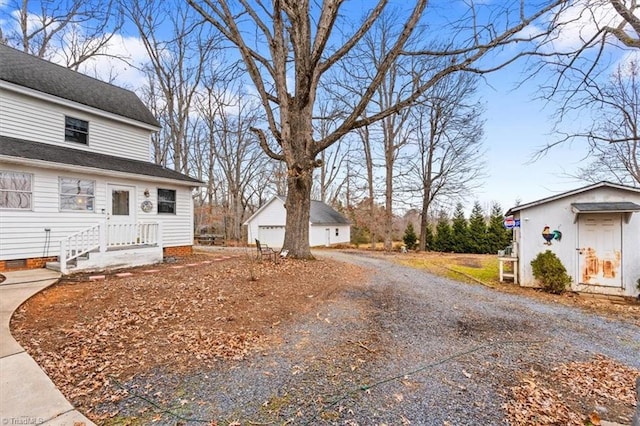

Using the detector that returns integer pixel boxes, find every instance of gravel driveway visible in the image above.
[105,251,640,425]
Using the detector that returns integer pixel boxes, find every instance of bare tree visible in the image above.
[332,11,424,251]
[187,0,563,258]
[355,125,380,248]
[1,0,123,70]
[197,82,271,241]
[409,71,486,251]
[125,0,221,173]
[561,60,640,185]
[533,0,640,182]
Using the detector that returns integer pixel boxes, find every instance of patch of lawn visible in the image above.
[398,253,502,286]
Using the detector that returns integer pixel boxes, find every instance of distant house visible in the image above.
[244,196,351,248]
[0,45,201,273]
[506,181,640,297]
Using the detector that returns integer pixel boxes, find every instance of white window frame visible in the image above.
[59,177,96,212]
[157,188,176,214]
[0,171,33,210]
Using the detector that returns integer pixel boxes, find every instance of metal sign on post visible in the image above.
[503,216,520,229]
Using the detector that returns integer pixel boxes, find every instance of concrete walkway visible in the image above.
[0,269,95,426]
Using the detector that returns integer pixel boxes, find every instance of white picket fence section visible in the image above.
[59,222,160,274]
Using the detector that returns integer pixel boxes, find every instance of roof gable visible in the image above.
[0,44,159,127]
[507,181,640,214]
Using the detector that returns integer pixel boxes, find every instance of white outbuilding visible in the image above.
[506,181,640,297]
[244,195,351,248]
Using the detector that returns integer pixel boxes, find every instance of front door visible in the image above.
[577,214,622,287]
[107,184,136,245]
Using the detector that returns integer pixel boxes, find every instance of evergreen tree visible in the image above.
[450,202,469,253]
[424,224,434,251]
[467,201,487,253]
[486,202,512,253]
[433,210,452,252]
[403,223,418,250]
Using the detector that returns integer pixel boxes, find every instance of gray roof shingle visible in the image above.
[0,136,201,185]
[571,202,640,212]
[310,200,350,225]
[0,44,159,127]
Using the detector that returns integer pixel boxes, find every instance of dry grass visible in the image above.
[389,251,640,327]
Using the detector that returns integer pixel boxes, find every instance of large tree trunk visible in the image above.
[281,107,315,259]
[383,166,393,252]
[282,168,313,259]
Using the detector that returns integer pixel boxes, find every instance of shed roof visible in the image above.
[571,202,640,213]
[0,44,160,128]
[507,181,640,215]
[0,136,201,185]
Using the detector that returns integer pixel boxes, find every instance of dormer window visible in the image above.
[65,116,89,144]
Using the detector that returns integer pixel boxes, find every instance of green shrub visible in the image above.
[530,250,572,294]
[403,223,418,251]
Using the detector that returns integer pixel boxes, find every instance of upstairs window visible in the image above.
[59,177,95,211]
[158,189,176,214]
[65,116,89,144]
[0,171,32,209]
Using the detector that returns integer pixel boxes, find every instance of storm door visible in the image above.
[107,184,136,246]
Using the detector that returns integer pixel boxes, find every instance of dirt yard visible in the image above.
[9,249,640,425]
[11,251,366,421]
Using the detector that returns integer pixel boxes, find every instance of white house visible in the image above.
[244,195,351,248]
[0,45,201,274]
[506,181,640,297]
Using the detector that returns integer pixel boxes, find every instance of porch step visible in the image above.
[46,255,89,272]
[45,261,69,272]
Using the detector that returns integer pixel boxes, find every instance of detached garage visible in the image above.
[244,195,351,248]
[507,181,640,297]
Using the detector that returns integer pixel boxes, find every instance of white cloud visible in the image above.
[74,34,150,90]
[548,0,634,52]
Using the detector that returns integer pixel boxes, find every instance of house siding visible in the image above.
[246,198,287,246]
[0,163,194,262]
[0,88,151,162]
[513,186,640,297]
[309,224,351,247]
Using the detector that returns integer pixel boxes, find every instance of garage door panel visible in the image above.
[258,226,285,248]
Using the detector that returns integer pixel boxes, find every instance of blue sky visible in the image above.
[479,66,591,211]
[0,0,627,214]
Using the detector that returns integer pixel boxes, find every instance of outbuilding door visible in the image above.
[258,226,285,248]
[577,214,622,287]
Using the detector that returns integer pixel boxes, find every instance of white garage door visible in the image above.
[258,226,285,248]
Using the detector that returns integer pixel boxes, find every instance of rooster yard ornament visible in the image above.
[542,225,562,245]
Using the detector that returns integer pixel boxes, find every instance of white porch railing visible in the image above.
[107,222,159,247]
[59,222,160,274]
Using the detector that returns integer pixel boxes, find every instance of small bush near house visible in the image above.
[530,250,572,294]
[403,223,418,251]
